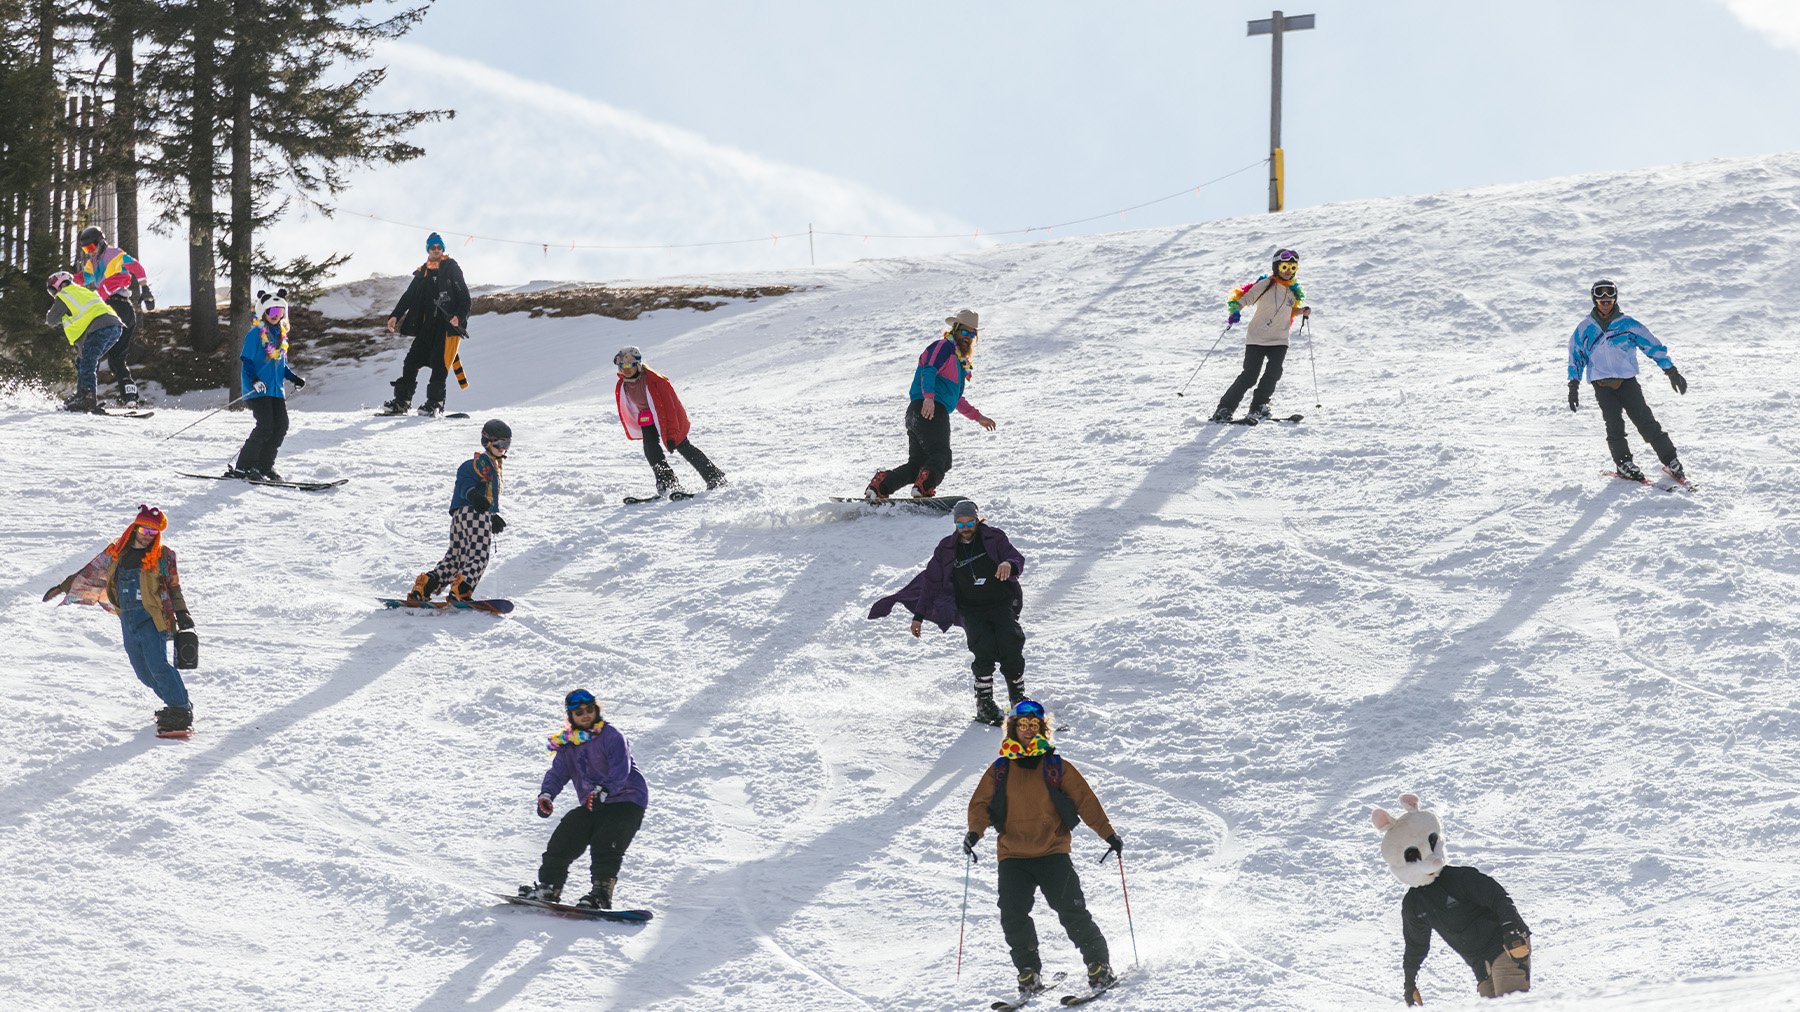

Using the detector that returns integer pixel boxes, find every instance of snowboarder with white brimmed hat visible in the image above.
[1567,279,1690,485]
[864,309,995,500]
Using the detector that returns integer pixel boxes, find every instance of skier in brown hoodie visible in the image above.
[965,698,1123,1000]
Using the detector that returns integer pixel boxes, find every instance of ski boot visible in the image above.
[417,400,444,417]
[259,467,283,483]
[446,576,475,603]
[912,467,938,498]
[1207,408,1232,423]
[974,692,1003,727]
[518,882,562,903]
[1005,680,1026,707]
[1614,458,1647,482]
[652,462,687,500]
[704,469,729,491]
[1016,969,1048,996]
[1663,457,1686,483]
[1086,963,1117,989]
[1248,403,1273,422]
[407,572,441,605]
[222,466,254,480]
[576,877,615,910]
[863,469,889,502]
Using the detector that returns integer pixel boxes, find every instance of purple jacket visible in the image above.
[540,722,650,808]
[868,523,1025,632]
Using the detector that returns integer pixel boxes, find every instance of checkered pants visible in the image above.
[429,507,493,591]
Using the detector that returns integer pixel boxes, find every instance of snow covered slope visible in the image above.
[4,152,1799,1011]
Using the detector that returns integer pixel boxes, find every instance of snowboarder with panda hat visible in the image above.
[1208,249,1310,423]
[518,688,650,909]
[1370,793,1532,1005]
[866,498,1029,726]
[406,419,510,604]
[227,289,307,481]
[613,345,727,500]
[1566,279,1689,484]
[966,699,1124,1000]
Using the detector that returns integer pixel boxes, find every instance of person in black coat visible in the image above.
[381,231,471,416]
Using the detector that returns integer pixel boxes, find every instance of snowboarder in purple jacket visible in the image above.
[868,499,1028,725]
[518,689,649,910]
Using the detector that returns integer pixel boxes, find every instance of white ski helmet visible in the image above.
[614,346,643,369]
[46,270,76,296]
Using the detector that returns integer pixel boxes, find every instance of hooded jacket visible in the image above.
[539,721,650,808]
[867,523,1024,631]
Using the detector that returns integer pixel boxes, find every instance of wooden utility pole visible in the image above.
[1247,10,1314,212]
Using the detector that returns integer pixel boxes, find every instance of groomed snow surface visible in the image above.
[5,153,1800,1011]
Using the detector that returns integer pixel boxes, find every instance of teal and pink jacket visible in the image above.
[907,337,983,418]
[80,246,147,301]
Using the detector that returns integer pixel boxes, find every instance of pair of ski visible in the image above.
[1226,413,1303,426]
[1603,468,1696,494]
[178,471,347,492]
[990,971,1123,1009]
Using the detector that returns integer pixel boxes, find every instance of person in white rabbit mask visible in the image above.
[1371,794,1532,1005]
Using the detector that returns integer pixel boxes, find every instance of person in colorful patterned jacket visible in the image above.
[229,290,307,481]
[76,225,153,406]
[965,699,1123,1000]
[613,346,727,498]
[865,309,996,500]
[1567,279,1689,483]
[408,419,510,603]
[44,270,124,413]
[867,499,1029,726]
[1208,248,1311,423]
[40,505,196,735]
[518,689,650,910]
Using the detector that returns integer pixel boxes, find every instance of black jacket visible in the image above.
[389,258,471,338]
[1401,865,1528,987]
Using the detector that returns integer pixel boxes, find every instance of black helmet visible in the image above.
[1590,279,1618,301]
[78,226,106,251]
[481,418,512,444]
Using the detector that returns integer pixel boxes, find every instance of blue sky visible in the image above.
[401,0,1800,235]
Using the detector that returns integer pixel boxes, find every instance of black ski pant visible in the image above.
[1592,377,1677,466]
[962,602,1025,702]
[393,329,449,405]
[875,399,952,496]
[103,294,136,396]
[641,422,724,491]
[1215,344,1288,417]
[233,397,290,473]
[537,801,646,888]
[998,853,1110,974]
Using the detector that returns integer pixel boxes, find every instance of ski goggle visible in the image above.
[82,242,99,253]
[1274,249,1299,263]
[613,350,642,368]
[1591,285,1617,300]
[264,306,285,321]
[1010,700,1046,719]
[565,689,596,711]
[485,437,511,450]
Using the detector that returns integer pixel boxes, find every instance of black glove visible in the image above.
[490,514,507,534]
[1405,983,1423,1006]
[1098,833,1124,864]
[1567,379,1579,412]
[176,610,195,631]
[1666,366,1687,394]
[466,487,490,512]
[962,830,981,859]
[140,287,155,311]
[290,374,306,389]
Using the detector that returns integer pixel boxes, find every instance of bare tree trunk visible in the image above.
[111,2,138,256]
[27,0,60,282]
[225,0,254,397]
[185,4,219,353]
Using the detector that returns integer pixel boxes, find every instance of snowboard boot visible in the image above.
[156,706,193,733]
[407,572,441,605]
[576,877,615,910]
[974,692,1004,727]
[119,382,141,407]
[1087,962,1117,989]
[63,391,101,413]
[377,397,410,416]
[913,467,938,498]
[864,469,889,502]
[1663,457,1687,482]
[518,881,562,903]
[446,576,474,603]
[1016,970,1047,996]
[1615,458,1647,482]
[417,400,444,417]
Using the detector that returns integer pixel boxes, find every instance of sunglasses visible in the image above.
[953,519,977,529]
[427,245,446,253]
[569,702,597,715]
[953,326,977,339]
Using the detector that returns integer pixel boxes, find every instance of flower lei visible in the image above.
[998,735,1051,759]
[546,720,604,752]
[260,320,288,361]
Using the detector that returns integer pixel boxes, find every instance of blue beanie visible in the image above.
[426,232,445,250]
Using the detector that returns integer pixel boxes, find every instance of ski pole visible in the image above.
[956,850,973,981]
[1303,316,1320,408]
[1176,324,1233,398]
[158,391,250,442]
[1115,852,1140,968]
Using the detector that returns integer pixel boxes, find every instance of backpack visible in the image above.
[987,754,1078,833]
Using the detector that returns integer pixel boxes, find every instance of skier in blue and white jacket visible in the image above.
[230,289,306,481]
[1566,279,1688,483]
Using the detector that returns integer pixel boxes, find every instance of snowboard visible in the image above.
[624,490,696,504]
[1229,413,1303,426]
[496,893,653,923]
[829,494,965,512]
[154,728,192,740]
[379,597,514,616]
[178,471,347,492]
[373,409,470,419]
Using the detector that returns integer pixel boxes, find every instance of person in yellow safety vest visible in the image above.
[44,271,125,414]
